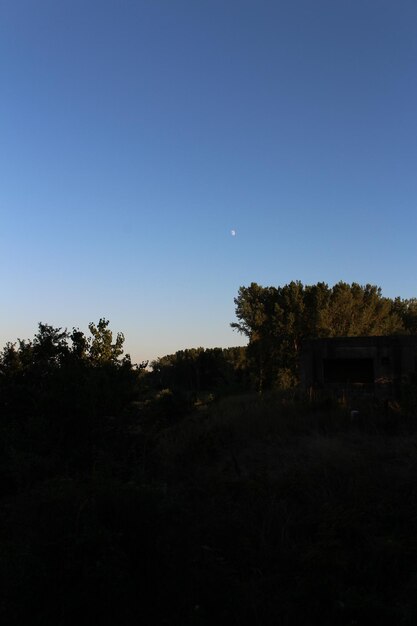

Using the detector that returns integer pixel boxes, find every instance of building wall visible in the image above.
[301,336,417,398]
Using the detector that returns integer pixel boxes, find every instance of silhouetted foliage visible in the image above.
[150,346,248,396]
[232,281,412,391]
[0,319,144,486]
[3,308,417,625]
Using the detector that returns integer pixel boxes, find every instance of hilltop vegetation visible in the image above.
[232,280,417,391]
[2,281,417,625]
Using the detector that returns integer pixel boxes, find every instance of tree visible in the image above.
[393,298,417,334]
[0,319,141,480]
[88,318,125,366]
[232,281,407,390]
[231,283,279,392]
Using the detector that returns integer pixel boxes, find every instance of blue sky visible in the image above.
[1,0,417,363]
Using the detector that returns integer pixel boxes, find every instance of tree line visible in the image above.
[232,280,417,392]
[0,319,148,486]
[2,286,417,624]
[2,279,417,485]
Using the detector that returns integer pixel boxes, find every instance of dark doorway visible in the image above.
[323,358,374,384]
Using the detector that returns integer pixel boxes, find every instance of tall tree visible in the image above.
[88,318,125,365]
[231,283,278,391]
[232,281,407,390]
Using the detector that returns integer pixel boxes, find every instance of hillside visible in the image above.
[3,389,417,625]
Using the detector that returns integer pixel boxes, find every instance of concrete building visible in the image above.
[301,336,417,398]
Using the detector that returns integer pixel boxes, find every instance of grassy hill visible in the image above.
[3,391,417,625]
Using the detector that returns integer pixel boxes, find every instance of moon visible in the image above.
[230,229,236,237]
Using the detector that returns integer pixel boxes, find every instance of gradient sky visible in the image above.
[1,0,417,363]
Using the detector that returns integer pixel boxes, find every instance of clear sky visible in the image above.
[1,0,417,363]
